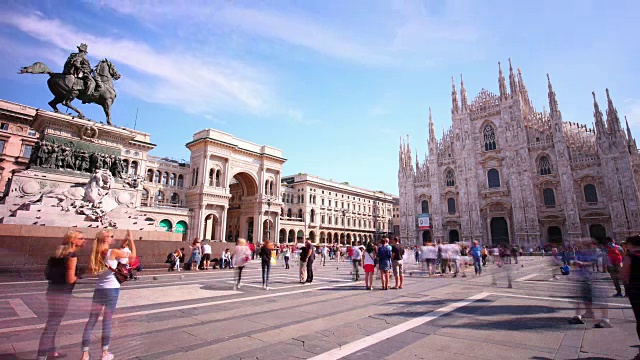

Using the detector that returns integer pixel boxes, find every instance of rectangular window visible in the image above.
[0,139,5,153]
[22,144,33,158]
[0,123,7,131]
[27,129,37,137]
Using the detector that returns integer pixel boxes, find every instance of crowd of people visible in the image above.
[35,230,640,360]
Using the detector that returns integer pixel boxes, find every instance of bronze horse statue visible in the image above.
[19,59,121,125]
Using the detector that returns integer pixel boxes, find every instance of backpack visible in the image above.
[560,264,570,275]
[45,257,67,284]
[608,246,623,266]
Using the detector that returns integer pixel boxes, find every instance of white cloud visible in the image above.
[0,11,273,116]
[94,1,481,68]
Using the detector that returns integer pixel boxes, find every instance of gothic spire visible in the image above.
[547,73,560,116]
[626,116,638,154]
[460,73,468,112]
[593,91,606,140]
[451,77,459,114]
[428,107,436,141]
[508,58,518,98]
[517,67,531,108]
[498,62,508,101]
[605,88,622,136]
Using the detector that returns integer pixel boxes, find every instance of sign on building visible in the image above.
[418,214,430,229]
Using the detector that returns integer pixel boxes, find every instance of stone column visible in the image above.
[220,205,228,242]
[192,205,207,241]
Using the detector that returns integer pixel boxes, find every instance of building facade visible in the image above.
[279,174,394,245]
[398,60,640,246]
[0,101,38,196]
[0,99,398,244]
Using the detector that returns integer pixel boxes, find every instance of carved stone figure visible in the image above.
[18,43,121,125]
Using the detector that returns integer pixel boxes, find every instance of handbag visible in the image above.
[104,258,129,284]
[270,252,277,265]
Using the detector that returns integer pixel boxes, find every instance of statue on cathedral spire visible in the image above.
[460,74,468,112]
[508,58,518,98]
[451,77,459,114]
[605,88,622,136]
[498,62,508,101]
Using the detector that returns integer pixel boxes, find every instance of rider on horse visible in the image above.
[63,43,101,102]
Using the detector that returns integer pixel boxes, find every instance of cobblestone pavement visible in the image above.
[0,256,636,359]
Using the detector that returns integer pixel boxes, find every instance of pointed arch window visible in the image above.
[215,170,221,187]
[209,169,215,186]
[584,184,598,203]
[543,188,556,206]
[445,169,455,187]
[487,168,501,188]
[447,198,456,214]
[421,200,429,214]
[483,124,497,151]
[539,156,552,175]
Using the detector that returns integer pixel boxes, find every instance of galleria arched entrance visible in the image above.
[186,129,285,243]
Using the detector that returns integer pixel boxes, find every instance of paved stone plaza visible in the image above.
[0,257,637,360]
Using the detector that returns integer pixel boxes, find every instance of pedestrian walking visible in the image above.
[606,237,624,297]
[481,246,488,267]
[283,245,291,269]
[621,235,640,358]
[470,241,483,276]
[363,244,376,290]
[351,244,362,281]
[37,231,87,360]
[321,245,327,266]
[305,241,315,283]
[259,240,274,290]
[377,238,392,290]
[391,238,404,289]
[232,239,251,290]
[569,239,611,328]
[299,243,309,283]
[80,230,136,360]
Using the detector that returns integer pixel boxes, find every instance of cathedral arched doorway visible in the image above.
[448,230,460,243]
[226,172,259,243]
[589,224,607,244]
[422,231,432,243]
[547,226,563,244]
[490,217,510,246]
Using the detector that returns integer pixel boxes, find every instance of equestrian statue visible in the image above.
[18,43,121,126]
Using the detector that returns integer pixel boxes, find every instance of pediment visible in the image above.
[479,153,505,167]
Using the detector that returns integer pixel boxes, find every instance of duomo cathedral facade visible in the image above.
[398,60,640,246]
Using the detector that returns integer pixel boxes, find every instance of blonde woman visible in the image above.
[37,231,87,360]
[80,230,135,360]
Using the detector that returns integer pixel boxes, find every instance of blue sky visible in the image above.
[0,0,639,195]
